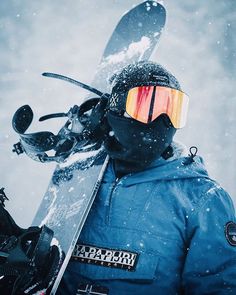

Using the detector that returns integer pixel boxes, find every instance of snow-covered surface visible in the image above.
[39,184,88,228]
[59,147,103,168]
[39,186,58,227]
[0,1,235,227]
[168,141,189,160]
[99,36,151,68]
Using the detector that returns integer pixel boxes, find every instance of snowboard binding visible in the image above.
[12,73,110,163]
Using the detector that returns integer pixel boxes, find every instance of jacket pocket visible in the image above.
[70,244,159,282]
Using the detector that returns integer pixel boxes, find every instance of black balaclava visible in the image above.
[104,61,182,177]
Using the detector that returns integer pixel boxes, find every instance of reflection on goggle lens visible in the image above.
[126,86,189,128]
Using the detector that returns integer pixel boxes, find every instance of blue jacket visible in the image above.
[59,143,236,295]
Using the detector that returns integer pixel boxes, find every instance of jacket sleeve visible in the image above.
[182,184,236,294]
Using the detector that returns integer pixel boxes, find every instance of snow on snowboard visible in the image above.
[12,1,166,294]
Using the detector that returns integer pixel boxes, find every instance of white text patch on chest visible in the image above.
[71,243,139,271]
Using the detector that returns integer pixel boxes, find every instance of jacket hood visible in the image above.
[118,141,209,186]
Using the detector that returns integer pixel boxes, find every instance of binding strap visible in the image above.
[12,98,105,163]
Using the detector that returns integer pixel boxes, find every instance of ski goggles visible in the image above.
[126,85,189,128]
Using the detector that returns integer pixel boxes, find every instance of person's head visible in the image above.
[104,61,189,172]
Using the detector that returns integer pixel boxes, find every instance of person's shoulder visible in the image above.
[181,170,234,212]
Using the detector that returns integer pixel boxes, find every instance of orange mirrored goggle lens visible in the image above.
[126,86,189,128]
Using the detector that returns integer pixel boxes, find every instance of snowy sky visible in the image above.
[0,0,235,227]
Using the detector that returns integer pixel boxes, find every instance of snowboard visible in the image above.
[31,1,166,294]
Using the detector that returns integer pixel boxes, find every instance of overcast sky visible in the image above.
[0,0,235,227]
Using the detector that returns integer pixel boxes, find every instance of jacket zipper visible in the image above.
[105,177,120,224]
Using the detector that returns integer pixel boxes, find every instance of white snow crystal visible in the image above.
[51,237,59,246]
[68,187,74,193]
[77,176,85,184]
[154,32,160,37]
[109,131,115,136]
[206,184,221,195]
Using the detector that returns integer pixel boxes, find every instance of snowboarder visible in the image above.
[57,61,236,294]
[1,61,236,295]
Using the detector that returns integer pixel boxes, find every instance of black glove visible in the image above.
[0,188,24,242]
[0,189,64,295]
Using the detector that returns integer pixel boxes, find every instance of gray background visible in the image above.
[0,0,235,227]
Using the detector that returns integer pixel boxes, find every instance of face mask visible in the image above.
[104,112,176,172]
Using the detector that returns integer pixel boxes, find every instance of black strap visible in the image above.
[32,225,54,268]
[183,146,198,165]
[42,72,110,99]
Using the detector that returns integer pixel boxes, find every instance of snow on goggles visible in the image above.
[126,86,189,128]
